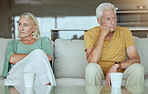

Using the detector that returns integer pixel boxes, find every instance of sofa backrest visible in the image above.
[53,39,88,78]
[54,37,148,78]
[0,38,12,76]
[134,36,148,75]
[0,37,148,78]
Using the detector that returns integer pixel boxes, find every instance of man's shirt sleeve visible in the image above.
[124,28,135,48]
[84,31,96,50]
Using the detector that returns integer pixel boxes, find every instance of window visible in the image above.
[14,16,99,40]
[14,16,55,39]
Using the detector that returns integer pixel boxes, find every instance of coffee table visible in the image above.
[0,81,148,94]
[52,86,148,94]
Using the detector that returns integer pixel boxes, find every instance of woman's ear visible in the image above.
[33,24,37,31]
[97,18,101,25]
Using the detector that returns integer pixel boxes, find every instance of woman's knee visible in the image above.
[32,49,44,54]
[26,49,48,63]
[30,49,46,56]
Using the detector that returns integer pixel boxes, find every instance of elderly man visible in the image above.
[84,3,144,86]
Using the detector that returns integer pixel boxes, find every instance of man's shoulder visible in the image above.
[85,26,100,35]
[87,26,100,32]
[117,26,134,41]
[117,26,130,32]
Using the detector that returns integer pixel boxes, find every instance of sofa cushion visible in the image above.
[134,36,148,75]
[54,39,88,78]
[0,38,11,76]
[0,76,5,84]
[145,75,148,86]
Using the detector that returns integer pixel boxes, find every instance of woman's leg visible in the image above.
[5,49,56,86]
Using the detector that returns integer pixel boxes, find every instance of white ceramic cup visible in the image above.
[110,72,123,88]
[24,73,36,88]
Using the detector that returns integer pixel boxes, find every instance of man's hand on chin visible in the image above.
[106,64,119,86]
[100,25,110,37]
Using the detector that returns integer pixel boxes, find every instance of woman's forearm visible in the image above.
[9,54,28,64]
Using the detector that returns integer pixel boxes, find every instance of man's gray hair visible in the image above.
[96,3,116,19]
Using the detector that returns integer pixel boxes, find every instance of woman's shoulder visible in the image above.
[9,39,20,44]
[6,39,20,49]
[39,37,50,42]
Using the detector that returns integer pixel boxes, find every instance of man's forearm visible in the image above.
[120,57,140,69]
[86,26,110,63]
[87,35,105,63]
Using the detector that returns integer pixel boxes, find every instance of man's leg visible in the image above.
[123,63,145,86]
[85,63,104,85]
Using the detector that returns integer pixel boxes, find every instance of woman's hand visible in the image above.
[47,55,52,61]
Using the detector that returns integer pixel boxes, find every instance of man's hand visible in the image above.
[106,64,119,86]
[100,26,109,38]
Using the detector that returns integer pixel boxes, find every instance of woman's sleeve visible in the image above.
[41,37,53,60]
[2,40,15,78]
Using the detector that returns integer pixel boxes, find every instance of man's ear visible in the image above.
[97,18,101,25]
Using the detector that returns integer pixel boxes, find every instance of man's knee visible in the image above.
[129,63,144,74]
[85,63,101,73]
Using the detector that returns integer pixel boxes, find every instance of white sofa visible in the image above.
[0,37,148,86]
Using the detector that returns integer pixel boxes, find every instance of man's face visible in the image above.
[98,9,117,32]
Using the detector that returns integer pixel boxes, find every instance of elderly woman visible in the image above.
[2,12,56,86]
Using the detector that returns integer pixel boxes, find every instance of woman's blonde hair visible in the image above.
[17,12,40,39]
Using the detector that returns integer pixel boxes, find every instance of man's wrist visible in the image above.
[99,33,106,39]
[115,62,121,69]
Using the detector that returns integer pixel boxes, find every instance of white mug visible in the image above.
[110,72,123,88]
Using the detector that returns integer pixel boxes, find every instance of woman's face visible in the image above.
[18,16,36,38]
